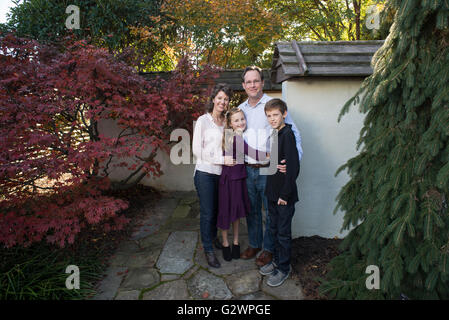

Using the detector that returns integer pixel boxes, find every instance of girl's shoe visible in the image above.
[222,246,232,261]
[231,244,240,260]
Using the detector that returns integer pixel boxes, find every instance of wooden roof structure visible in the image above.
[140,69,281,92]
[271,40,385,83]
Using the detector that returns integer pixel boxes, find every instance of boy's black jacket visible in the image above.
[265,124,300,203]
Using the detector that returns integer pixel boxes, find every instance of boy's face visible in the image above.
[265,108,287,130]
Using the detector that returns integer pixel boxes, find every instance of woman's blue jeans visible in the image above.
[194,170,219,253]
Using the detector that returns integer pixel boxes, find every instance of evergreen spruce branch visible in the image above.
[322,0,449,299]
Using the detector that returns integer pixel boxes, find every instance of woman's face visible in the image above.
[230,111,246,131]
[213,90,230,113]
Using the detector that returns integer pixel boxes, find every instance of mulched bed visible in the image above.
[290,235,342,300]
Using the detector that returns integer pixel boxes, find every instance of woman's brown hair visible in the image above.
[206,83,233,114]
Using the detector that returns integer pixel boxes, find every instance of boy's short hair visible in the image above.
[265,98,288,114]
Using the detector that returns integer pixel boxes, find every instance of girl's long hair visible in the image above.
[222,108,245,152]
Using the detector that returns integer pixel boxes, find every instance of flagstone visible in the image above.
[156,231,197,274]
[91,191,306,302]
[142,280,191,300]
[172,204,191,218]
[114,290,140,300]
[160,218,200,232]
[187,269,232,300]
[108,253,130,267]
[126,251,159,268]
[261,277,304,300]
[121,268,160,290]
[131,198,179,240]
[138,232,170,250]
[238,291,275,300]
[92,266,128,300]
[115,240,140,254]
[182,264,200,280]
[161,274,180,281]
[179,196,198,205]
[224,270,261,296]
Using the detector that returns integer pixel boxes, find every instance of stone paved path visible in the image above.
[92,191,304,300]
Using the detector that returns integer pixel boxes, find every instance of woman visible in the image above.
[192,83,234,268]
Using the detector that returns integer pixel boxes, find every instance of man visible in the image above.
[238,66,303,267]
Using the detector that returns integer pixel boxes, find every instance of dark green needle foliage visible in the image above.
[320,0,449,299]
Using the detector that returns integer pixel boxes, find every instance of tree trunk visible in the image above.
[353,0,361,40]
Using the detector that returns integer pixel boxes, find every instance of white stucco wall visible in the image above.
[266,91,282,100]
[142,137,196,191]
[97,117,196,191]
[282,78,365,239]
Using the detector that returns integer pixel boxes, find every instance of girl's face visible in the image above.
[230,111,246,131]
[213,90,230,113]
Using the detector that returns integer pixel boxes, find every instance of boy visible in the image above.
[260,98,300,287]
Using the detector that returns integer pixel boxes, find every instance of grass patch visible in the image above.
[0,242,103,299]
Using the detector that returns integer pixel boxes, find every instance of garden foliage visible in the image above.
[0,34,216,248]
[320,0,449,299]
[2,0,176,71]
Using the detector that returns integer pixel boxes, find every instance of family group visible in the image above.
[192,66,303,287]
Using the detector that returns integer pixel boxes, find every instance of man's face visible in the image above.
[242,70,264,101]
[265,108,287,130]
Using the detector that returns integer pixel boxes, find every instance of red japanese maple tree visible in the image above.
[0,34,216,248]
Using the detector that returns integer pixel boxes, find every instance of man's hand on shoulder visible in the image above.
[277,159,286,173]
[277,198,287,205]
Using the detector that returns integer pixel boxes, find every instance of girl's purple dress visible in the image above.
[217,134,266,230]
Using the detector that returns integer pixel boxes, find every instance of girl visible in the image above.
[217,107,269,261]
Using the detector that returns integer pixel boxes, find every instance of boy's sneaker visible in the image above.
[259,261,277,276]
[266,267,290,287]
